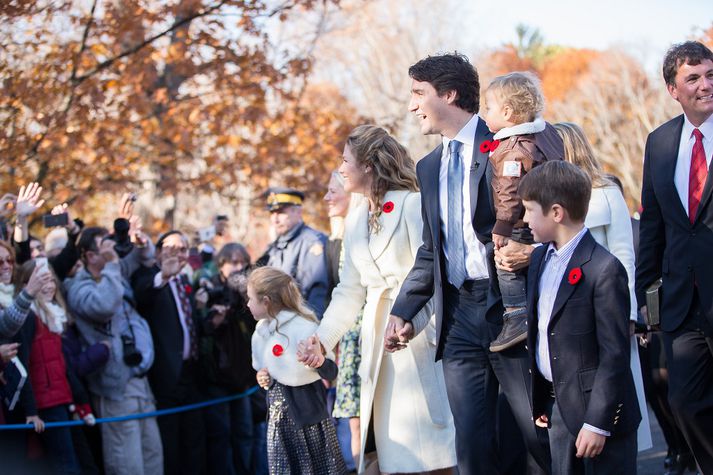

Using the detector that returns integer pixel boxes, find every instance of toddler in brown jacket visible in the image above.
[481,72,564,352]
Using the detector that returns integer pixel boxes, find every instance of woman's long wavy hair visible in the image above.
[346,125,419,233]
[554,122,613,189]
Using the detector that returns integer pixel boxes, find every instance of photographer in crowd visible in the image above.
[65,223,162,475]
[197,242,260,474]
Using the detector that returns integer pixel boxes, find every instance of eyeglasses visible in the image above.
[162,246,189,256]
[0,257,14,266]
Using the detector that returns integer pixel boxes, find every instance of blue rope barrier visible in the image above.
[0,385,260,431]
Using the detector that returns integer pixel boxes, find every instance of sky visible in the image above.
[456,0,712,72]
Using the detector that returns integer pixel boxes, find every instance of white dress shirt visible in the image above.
[153,272,192,360]
[439,114,489,280]
[536,226,610,437]
[674,114,713,216]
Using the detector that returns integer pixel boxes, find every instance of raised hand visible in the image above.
[160,256,182,280]
[98,239,119,264]
[25,265,54,297]
[118,192,136,220]
[15,183,45,218]
[0,193,17,218]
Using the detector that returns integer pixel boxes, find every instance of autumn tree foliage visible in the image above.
[1,0,357,230]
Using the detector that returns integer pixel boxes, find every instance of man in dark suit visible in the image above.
[521,161,640,474]
[636,40,713,473]
[386,53,550,474]
[133,230,206,475]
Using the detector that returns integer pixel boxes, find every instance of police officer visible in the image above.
[257,187,329,319]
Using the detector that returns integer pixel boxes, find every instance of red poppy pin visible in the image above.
[382,201,394,213]
[272,344,284,357]
[568,267,582,285]
[479,139,501,153]
[184,284,192,295]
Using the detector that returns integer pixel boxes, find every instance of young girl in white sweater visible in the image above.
[248,266,346,475]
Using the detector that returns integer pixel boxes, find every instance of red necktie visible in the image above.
[689,129,708,224]
[174,276,198,360]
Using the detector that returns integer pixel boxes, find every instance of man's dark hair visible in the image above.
[663,41,713,86]
[77,226,109,261]
[408,52,480,113]
[518,161,591,221]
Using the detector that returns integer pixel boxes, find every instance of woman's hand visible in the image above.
[15,183,45,218]
[26,415,45,433]
[25,265,54,298]
[257,368,272,389]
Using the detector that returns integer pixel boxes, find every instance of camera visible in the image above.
[121,334,143,367]
[106,218,134,258]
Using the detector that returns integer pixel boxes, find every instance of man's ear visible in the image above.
[551,204,565,223]
[445,89,458,105]
[666,82,679,102]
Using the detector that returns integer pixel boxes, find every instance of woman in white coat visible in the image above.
[555,122,653,452]
[300,125,456,474]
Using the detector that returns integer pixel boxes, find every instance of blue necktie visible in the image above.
[447,140,467,288]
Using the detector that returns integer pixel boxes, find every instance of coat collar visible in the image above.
[366,190,412,261]
[657,116,690,225]
[548,230,596,326]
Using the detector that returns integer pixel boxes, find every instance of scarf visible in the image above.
[32,300,68,334]
[0,282,14,309]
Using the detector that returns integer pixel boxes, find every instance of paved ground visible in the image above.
[637,408,698,474]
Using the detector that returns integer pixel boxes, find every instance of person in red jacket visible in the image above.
[10,259,90,475]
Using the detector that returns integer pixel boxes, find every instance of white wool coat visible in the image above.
[252,310,334,387]
[586,185,652,451]
[317,190,456,473]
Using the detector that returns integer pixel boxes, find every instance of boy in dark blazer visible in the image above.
[520,161,641,474]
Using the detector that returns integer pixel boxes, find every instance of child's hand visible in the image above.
[70,403,96,426]
[534,414,549,428]
[26,415,45,433]
[297,335,325,368]
[493,233,509,250]
[257,368,271,389]
[575,427,606,458]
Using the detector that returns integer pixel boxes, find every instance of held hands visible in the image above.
[575,427,606,458]
[257,368,272,389]
[494,239,533,272]
[492,233,510,250]
[296,335,325,368]
[384,315,413,353]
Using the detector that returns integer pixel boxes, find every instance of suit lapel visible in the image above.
[548,232,595,327]
[694,147,713,224]
[657,116,690,226]
[469,119,493,216]
[368,190,410,260]
[420,147,443,249]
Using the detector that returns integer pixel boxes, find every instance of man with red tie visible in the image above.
[636,40,713,473]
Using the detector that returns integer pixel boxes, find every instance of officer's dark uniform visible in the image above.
[257,188,329,319]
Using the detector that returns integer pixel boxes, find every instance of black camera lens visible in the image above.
[121,334,143,367]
